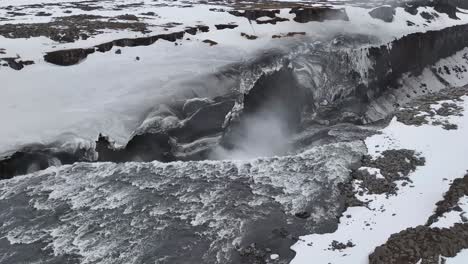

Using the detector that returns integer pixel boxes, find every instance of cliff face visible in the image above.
[367,24,468,98]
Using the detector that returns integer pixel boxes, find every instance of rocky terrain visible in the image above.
[3,0,468,263]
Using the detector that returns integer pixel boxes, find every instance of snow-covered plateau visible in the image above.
[3,0,468,263]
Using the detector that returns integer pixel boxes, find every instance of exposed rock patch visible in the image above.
[241,32,258,40]
[426,173,468,226]
[369,223,468,264]
[289,7,349,23]
[353,149,425,195]
[215,24,238,30]
[202,39,218,46]
[395,86,468,130]
[44,48,95,66]
[329,240,355,251]
[228,9,280,20]
[0,57,34,70]
[272,32,305,39]
[369,6,396,23]
[44,30,189,65]
[0,15,149,43]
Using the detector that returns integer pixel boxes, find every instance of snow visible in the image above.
[431,196,468,229]
[359,167,384,179]
[2,0,468,153]
[0,40,243,152]
[446,249,468,264]
[291,96,468,264]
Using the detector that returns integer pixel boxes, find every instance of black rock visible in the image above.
[173,100,235,143]
[215,24,238,30]
[289,7,349,23]
[295,211,311,219]
[369,6,396,23]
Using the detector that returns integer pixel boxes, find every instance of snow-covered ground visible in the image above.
[291,94,468,263]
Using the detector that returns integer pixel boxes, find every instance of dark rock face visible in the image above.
[289,7,349,23]
[44,27,210,65]
[369,6,396,23]
[215,24,238,30]
[221,67,306,152]
[442,0,468,9]
[44,48,95,66]
[96,98,236,163]
[96,133,174,163]
[366,23,468,101]
[0,145,93,179]
[433,0,460,19]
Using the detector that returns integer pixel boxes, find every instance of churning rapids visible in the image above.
[4,1,468,263]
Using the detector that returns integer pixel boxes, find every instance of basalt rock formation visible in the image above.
[44,28,205,65]
[0,144,93,180]
[289,7,349,23]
